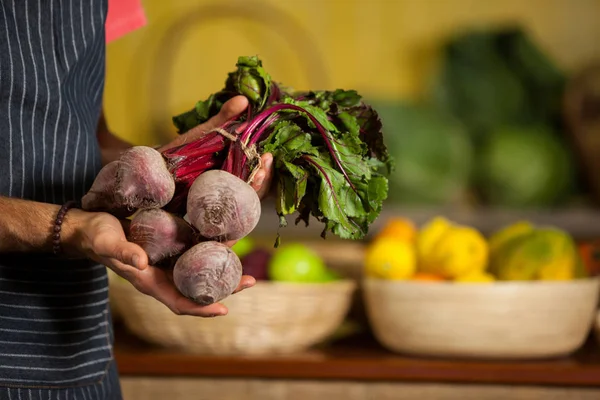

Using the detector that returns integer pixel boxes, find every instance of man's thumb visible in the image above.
[114,241,148,270]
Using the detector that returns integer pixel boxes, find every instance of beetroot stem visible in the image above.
[240,103,356,192]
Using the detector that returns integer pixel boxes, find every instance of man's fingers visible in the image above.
[103,258,142,285]
[190,96,249,137]
[109,262,255,317]
[150,277,230,317]
[251,171,266,191]
[214,95,249,125]
[252,153,274,199]
[159,96,249,152]
[108,240,149,271]
[232,275,256,294]
[169,274,257,316]
[172,296,229,317]
[223,239,237,248]
[235,121,248,134]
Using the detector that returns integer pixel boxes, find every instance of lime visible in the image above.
[268,243,329,283]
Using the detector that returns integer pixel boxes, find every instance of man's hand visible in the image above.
[66,210,254,317]
[98,95,275,200]
[159,96,250,153]
[160,95,274,200]
[85,95,274,316]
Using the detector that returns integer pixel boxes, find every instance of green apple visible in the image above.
[231,236,255,259]
[317,269,342,282]
[268,243,330,282]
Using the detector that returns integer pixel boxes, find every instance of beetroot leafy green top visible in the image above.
[172,56,276,133]
[170,56,392,243]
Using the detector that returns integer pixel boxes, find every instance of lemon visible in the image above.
[423,226,489,278]
[416,217,452,265]
[376,217,417,243]
[455,270,496,283]
[364,237,416,280]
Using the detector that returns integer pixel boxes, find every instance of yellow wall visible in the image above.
[103,0,600,146]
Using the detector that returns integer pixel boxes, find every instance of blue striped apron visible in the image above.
[0,0,121,397]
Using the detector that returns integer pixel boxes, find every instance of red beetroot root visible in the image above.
[80,161,127,216]
[173,241,242,306]
[186,170,261,242]
[128,208,197,267]
[82,146,175,216]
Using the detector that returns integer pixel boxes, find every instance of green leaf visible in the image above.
[281,97,339,133]
[276,172,295,216]
[347,105,393,174]
[329,124,371,181]
[225,56,272,112]
[194,94,217,121]
[275,161,309,216]
[259,94,389,241]
[337,112,360,137]
[172,93,227,133]
[304,153,368,240]
[365,174,389,223]
[262,121,318,161]
[332,89,362,108]
[172,92,233,133]
[172,56,275,133]
[289,89,394,174]
[171,56,392,244]
[292,89,362,110]
[283,161,309,209]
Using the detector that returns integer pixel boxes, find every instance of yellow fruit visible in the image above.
[455,270,496,283]
[421,226,489,278]
[376,217,417,243]
[411,272,446,282]
[364,237,416,280]
[538,261,574,281]
[492,228,577,281]
[488,221,534,257]
[416,217,453,264]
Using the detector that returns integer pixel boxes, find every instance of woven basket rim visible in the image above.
[110,275,357,290]
[362,276,600,288]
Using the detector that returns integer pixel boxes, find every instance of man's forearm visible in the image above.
[0,197,82,253]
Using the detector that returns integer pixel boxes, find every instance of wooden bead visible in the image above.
[52,200,79,256]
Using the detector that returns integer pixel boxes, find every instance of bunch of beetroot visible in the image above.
[82,154,259,306]
[80,56,392,307]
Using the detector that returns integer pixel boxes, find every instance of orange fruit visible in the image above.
[376,217,417,243]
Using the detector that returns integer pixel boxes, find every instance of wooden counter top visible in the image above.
[113,324,600,387]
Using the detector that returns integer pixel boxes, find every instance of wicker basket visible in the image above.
[110,276,356,355]
[363,277,600,359]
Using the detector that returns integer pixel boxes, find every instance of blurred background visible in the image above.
[105,1,600,399]
[105,0,600,236]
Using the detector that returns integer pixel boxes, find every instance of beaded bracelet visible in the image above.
[52,200,79,255]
